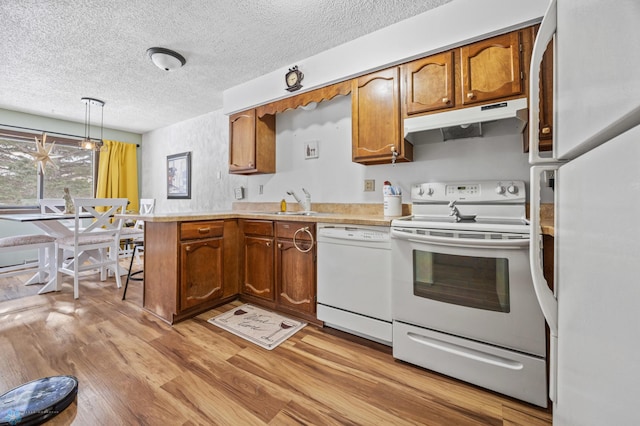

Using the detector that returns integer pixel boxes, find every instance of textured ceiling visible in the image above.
[0,0,451,134]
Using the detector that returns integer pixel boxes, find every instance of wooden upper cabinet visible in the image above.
[229,109,275,174]
[461,31,524,105]
[524,25,553,153]
[538,41,554,151]
[352,67,413,164]
[402,51,456,115]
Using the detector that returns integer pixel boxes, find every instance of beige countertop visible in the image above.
[119,202,411,227]
[120,202,556,234]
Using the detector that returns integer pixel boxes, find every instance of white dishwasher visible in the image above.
[316,223,392,345]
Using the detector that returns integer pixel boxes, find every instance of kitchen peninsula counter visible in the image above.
[121,203,406,325]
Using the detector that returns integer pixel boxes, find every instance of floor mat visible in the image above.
[208,304,306,350]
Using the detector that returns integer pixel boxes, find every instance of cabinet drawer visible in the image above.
[180,221,224,240]
[276,222,315,241]
[240,219,273,237]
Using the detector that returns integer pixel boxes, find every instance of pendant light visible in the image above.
[79,97,105,151]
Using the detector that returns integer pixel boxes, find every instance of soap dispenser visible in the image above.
[280,199,287,212]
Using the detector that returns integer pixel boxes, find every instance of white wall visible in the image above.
[0,108,141,145]
[140,95,555,212]
[223,0,548,114]
[244,96,532,204]
[141,110,247,213]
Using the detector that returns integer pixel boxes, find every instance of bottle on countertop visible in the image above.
[280,199,287,212]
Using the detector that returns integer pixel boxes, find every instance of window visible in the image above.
[0,130,97,208]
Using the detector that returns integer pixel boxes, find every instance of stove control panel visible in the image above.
[411,180,526,203]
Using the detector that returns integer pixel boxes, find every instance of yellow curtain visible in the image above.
[96,140,139,213]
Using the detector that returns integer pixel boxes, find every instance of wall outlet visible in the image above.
[364,179,375,192]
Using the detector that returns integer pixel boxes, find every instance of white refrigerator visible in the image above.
[528,0,640,424]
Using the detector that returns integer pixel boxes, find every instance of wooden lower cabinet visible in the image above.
[276,223,316,316]
[143,217,317,324]
[143,219,240,324]
[542,234,554,290]
[240,220,275,300]
[240,220,318,323]
[180,237,223,311]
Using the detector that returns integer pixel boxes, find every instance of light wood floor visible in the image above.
[0,262,552,425]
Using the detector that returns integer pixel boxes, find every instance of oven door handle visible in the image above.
[392,229,529,249]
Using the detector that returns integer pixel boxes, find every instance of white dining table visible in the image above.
[0,212,118,294]
[0,212,89,238]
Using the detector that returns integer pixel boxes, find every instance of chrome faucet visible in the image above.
[287,188,311,212]
[448,200,476,222]
[448,200,462,222]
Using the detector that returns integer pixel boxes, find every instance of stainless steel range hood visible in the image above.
[404,97,528,143]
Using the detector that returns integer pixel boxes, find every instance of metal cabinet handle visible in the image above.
[442,97,450,104]
[198,227,211,234]
[541,126,552,135]
[266,241,271,247]
[466,92,475,99]
[293,227,314,253]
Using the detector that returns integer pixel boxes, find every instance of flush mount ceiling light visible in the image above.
[80,97,105,151]
[147,47,186,71]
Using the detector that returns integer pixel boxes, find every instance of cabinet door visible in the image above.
[352,68,409,164]
[242,235,275,300]
[180,238,223,311]
[229,109,256,173]
[276,239,316,315]
[403,51,456,115]
[461,31,524,105]
[538,42,553,151]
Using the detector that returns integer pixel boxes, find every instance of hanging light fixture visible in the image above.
[79,97,105,151]
[147,47,186,71]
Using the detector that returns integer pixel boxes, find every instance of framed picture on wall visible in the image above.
[167,151,191,199]
[304,140,319,159]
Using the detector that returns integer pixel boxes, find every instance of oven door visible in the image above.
[391,228,546,357]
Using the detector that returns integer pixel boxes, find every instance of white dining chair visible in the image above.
[119,198,155,260]
[39,198,76,239]
[39,199,66,214]
[0,234,57,293]
[56,198,128,299]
